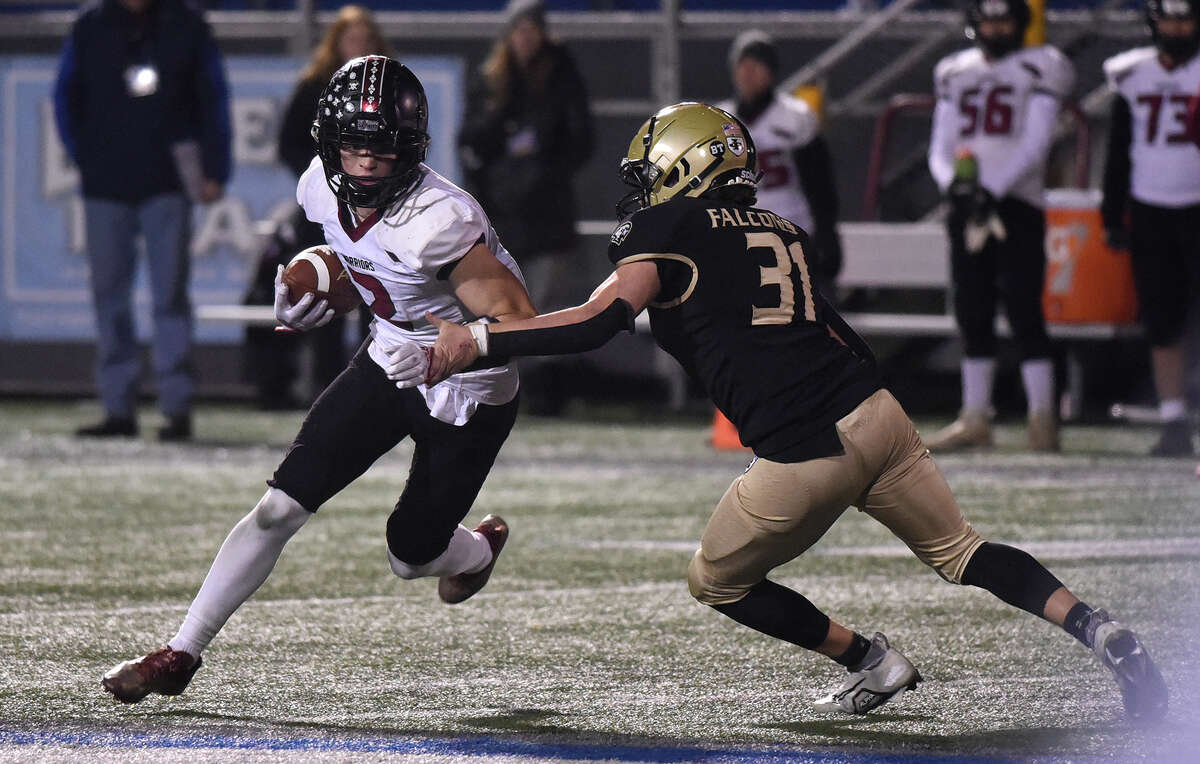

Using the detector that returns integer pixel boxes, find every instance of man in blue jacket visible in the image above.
[54,0,231,441]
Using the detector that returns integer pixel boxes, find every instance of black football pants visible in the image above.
[270,339,518,565]
[1129,199,1200,348]
[947,196,1051,360]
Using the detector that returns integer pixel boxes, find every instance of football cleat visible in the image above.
[1091,615,1169,723]
[923,411,992,452]
[438,514,508,604]
[1027,410,1060,453]
[814,633,922,715]
[1149,419,1195,457]
[101,647,201,704]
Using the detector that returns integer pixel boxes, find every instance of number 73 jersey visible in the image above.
[608,197,880,463]
[933,45,1074,205]
[1105,46,1200,207]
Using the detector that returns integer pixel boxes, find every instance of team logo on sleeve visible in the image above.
[611,220,633,246]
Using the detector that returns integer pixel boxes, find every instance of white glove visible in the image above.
[273,264,334,332]
[377,338,431,389]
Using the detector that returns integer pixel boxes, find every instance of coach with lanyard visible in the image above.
[53,0,231,442]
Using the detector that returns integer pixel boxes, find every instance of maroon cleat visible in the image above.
[438,514,508,604]
[101,647,202,704]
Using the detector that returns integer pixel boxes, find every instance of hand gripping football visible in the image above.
[281,246,362,316]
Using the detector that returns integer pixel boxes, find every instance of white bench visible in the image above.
[837,221,1142,418]
[197,219,1140,414]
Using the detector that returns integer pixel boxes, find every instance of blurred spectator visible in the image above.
[458,0,594,312]
[457,0,594,415]
[717,30,843,299]
[53,0,231,441]
[924,0,1073,453]
[243,4,390,410]
[1100,0,1200,456]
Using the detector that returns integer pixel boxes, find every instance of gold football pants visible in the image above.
[688,389,983,605]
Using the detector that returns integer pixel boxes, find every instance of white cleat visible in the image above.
[1092,614,1168,723]
[814,633,922,715]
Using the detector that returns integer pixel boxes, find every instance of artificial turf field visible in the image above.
[1,399,1198,763]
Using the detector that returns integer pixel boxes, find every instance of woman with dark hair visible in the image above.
[459,0,593,314]
[245,5,392,410]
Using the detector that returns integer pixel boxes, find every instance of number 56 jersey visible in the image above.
[933,45,1074,206]
[609,196,880,463]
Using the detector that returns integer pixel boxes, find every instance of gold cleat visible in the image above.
[1027,410,1060,453]
[923,411,992,452]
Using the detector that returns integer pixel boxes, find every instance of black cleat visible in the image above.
[76,417,137,438]
[1149,420,1194,457]
[157,414,193,442]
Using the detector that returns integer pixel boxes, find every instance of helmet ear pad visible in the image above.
[313,56,431,210]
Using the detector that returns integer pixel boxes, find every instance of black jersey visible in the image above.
[608,196,880,462]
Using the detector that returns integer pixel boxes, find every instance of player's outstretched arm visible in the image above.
[426,261,661,384]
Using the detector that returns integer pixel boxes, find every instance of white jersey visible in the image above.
[717,94,819,232]
[1104,46,1200,208]
[931,45,1074,207]
[297,158,526,425]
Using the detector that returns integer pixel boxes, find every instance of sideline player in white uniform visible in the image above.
[99,57,537,703]
[925,0,1075,453]
[1102,0,1200,456]
[717,30,843,297]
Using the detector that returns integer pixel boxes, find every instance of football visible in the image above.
[281,246,362,316]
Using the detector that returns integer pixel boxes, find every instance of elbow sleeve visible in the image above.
[488,299,635,359]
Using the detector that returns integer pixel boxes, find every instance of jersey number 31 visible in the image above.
[748,231,817,326]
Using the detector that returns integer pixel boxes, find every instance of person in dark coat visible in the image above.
[54,0,231,441]
[243,4,391,410]
[458,0,594,416]
[458,0,594,313]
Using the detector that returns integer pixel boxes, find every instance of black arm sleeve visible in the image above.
[488,299,635,359]
[793,136,842,281]
[1100,95,1132,232]
[817,292,876,369]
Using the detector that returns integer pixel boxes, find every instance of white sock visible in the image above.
[962,357,995,415]
[1020,359,1055,415]
[1160,398,1187,422]
[387,525,492,580]
[168,491,309,658]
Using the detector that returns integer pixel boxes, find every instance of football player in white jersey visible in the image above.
[717,30,843,297]
[926,0,1075,453]
[1101,0,1200,456]
[99,57,537,704]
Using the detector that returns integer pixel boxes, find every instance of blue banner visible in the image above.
[0,54,463,342]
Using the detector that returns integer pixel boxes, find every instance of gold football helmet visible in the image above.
[617,102,758,219]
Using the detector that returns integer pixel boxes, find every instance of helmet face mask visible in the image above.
[616,103,758,220]
[1146,0,1200,62]
[966,0,1031,59]
[313,56,431,210]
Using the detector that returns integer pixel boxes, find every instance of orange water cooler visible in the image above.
[1042,189,1139,324]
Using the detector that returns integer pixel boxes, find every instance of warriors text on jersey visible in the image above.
[609,197,880,462]
[1105,47,1200,207]
[716,94,819,234]
[932,45,1075,206]
[297,158,526,424]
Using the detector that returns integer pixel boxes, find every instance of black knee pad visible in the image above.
[385,507,454,566]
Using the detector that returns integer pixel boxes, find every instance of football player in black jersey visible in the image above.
[426,102,1168,721]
